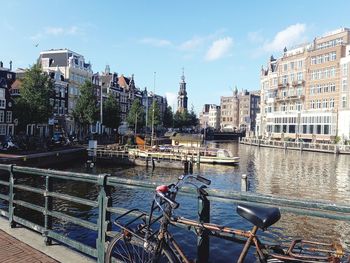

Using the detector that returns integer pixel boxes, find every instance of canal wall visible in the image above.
[0,147,86,167]
[240,137,350,154]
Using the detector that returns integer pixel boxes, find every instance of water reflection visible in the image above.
[7,142,349,261]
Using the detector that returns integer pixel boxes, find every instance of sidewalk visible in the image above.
[0,218,94,263]
[0,229,58,263]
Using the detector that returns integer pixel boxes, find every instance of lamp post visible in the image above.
[100,79,103,135]
[151,72,156,147]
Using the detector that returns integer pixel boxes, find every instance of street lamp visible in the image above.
[151,72,156,147]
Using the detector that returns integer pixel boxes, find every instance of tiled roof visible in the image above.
[10,79,22,90]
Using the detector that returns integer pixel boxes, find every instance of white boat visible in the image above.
[128,146,240,166]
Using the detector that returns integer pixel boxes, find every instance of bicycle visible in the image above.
[105,174,347,263]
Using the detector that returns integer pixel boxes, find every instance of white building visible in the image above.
[38,49,93,134]
[257,28,350,142]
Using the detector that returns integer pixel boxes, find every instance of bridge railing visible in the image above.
[0,164,349,262]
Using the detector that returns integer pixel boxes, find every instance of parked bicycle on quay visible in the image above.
[105,174,348,263]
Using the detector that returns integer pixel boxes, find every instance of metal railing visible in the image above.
[0,164,349,262]
[240,137,350,154]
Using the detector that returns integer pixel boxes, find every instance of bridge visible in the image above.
[0,164,349,262]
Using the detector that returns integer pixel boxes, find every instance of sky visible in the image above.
[1,0,350,113]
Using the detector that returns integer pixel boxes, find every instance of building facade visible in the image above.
[199,104,220,131]
[257,28,350,142]
[220,88,239,131]
[38,49,93,135]
[0,62,15,138]
[239,90,260,132]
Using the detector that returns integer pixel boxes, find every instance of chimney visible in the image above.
[0,61,3,68]
[9,61,12,71]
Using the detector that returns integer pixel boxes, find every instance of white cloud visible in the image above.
[205,37,233,61]
[45,27,64,35]
[179,36,205,51]
[31,25,82,40]
[263,23,307,52]
[141,38,172,47]
[165,92,177,108]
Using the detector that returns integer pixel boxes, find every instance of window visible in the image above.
[0,111,4,122]
[330,51,336,61]
[342,79,347,92]
[0,89,5,99]
[283,64,288,72]
[0,124,6,135]
[330,83,336,92]
[298,60,303,69]
[324,125,330,134]
[296,102,302,111]
[330,67,336,77]
[342,96,347,108]
[6,111,12,123]
[297,72,303,81]
[342,63,348,75]
[330,98,335,108]
[282,75,288,84]
[311,57,316,65]
[324,53,329,62]
[0,99,5,109]
[290,62,295,70]
[290,73,295,82]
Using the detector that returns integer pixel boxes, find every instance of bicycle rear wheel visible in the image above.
[105,232,177,263]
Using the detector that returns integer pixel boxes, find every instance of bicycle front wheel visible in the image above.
[105,232,177,263]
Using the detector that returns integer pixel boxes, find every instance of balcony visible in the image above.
[275,95,305,102]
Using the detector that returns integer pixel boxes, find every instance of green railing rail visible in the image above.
[0,164,349,262]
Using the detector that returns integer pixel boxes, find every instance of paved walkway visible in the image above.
[0,229,58,263]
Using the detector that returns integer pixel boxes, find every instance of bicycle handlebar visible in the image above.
[156,190,179,209]
[195,175,211,185]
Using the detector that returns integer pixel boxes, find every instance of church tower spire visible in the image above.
[177,67,188,113]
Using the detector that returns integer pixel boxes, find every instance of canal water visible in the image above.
[6,142,350,262]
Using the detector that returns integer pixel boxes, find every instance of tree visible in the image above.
[103,93,120,130]
[163,106,173,128]
[173,111,183,129]
[14,63,54,132]
[147,101,161,128]
[73,81,99,137]
[126,100,145,133]
[189,106,198,127]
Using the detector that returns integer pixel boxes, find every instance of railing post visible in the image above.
[44,175,53,245]
[96,174,111,263]
[8,165,16,228]
[197,193,210,263]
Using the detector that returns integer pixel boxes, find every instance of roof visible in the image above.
[118,75,131,88]
[170,133,202,142]
[10,79,22,90]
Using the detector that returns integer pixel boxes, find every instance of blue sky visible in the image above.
[1,0,350,113]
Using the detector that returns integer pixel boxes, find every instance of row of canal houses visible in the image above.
[0,48,168,139]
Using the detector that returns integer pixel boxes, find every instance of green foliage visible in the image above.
[73,81,99,127]
[13,63,54,131]
[103,93,120,130]
[173,108,198,129]
[163,106,173,128]
[147,101,161,128]
[126,99,145,132]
